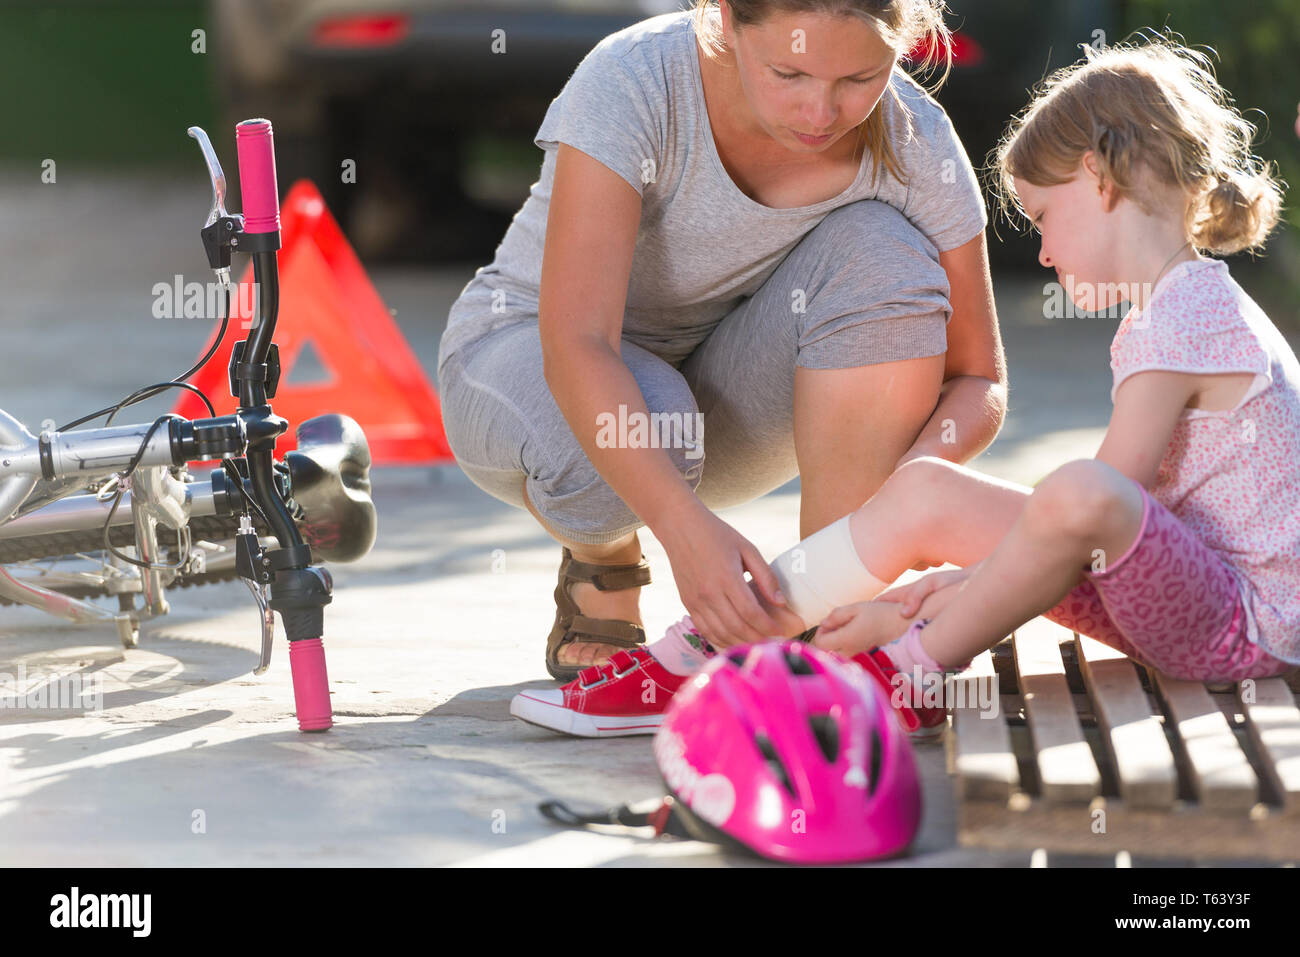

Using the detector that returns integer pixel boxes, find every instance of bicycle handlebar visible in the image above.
[234,119,281,236]
[8,117,337,733]
[229,117,334,732]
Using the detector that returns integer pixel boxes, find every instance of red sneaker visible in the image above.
[510,646,687,738]
[847,647,948,740]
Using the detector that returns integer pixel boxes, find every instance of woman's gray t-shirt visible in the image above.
[437,9,987,373]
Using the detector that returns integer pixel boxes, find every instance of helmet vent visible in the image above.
[868,728,884,795]
[753,733,796,797]
[782,648,816,676]
[727,648,749,667]
[807,714,840,763]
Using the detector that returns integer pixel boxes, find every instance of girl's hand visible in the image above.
[656,502,788,649]
[874,563,978,618]
[811,602,878,657]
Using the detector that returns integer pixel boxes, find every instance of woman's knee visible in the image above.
[816,199,929,241]
[787,202,950,367]
[804,201,943,274]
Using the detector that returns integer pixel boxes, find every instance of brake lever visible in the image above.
[187,126,229,228]
[187,125,241,283]
[241,577,276,675]
[233,513,276,674]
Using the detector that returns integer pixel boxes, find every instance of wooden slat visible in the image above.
[948,648,1018,801]
[1238,677,1300,814]
[1013,618,1101,803]
[1075,635,1176,808]
[1150,670,1257,811]
[958,797,1300,862]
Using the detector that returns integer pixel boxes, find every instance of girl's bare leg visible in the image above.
[915,460,1145,667]
[845,456,1035,579]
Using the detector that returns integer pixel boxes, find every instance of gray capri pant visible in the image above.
[435,200,951,545]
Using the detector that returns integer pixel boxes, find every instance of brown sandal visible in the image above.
[546,546,652,682]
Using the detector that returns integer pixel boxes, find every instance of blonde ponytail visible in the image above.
[994,35,1286,256]
[1194,167,1283,255]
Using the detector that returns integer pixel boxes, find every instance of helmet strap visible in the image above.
[538,796,693,839]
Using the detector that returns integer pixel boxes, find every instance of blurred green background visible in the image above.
[0,1,217,166]
[1124,0,1300,230]
[1119,0,1300,319]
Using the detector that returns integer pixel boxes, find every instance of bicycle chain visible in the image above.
[0,512,272,606]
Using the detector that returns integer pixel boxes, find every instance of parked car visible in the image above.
[213,0,1119,265]
[213,0,680,262]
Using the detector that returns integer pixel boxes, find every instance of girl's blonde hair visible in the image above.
[994,36,1284,255]
[691,0,953,186]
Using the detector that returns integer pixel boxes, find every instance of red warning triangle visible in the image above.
[171,179,453,465]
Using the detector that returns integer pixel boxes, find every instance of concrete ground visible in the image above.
[1,170,1294,866]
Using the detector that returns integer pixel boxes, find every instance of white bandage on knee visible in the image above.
[770,514,889,626]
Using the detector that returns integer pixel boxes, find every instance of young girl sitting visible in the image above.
[512,37,1300,738]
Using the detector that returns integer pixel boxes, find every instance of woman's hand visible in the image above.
[874,563,978,618]
[654,502,788,649]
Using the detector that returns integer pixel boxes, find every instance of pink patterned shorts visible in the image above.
[1043,478,1292,682]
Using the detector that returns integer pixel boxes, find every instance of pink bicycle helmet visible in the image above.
[652,640,921,863]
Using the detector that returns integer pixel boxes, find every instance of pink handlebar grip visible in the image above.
[289,638,333,731]
[235,118,281,234]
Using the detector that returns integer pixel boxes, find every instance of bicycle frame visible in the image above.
[0,120,343,732]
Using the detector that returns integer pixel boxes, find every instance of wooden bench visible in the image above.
[943,617,1300,862]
